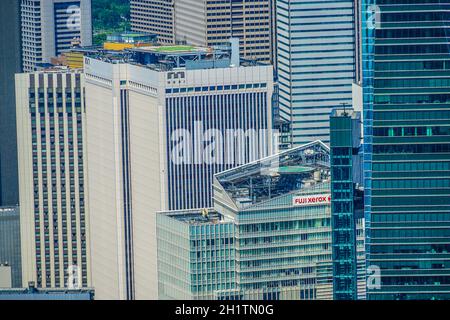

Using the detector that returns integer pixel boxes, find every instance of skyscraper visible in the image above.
[0,206,22,288]
[330,108,363,300]
[83,44,274,299]
[15,70,91,289]
[362,0,450,300]
[277,0,360,146]
[157,141,367,300]
[130,0,276,64]
[0,0,22,206]
[21,0,92,72]
[130,0,175,44]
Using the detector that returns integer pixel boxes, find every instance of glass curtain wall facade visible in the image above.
[157,210,236,300]
[0,206,22,287]
[0,0,22,206]
[363,0,450,300]
[330,109,361,300]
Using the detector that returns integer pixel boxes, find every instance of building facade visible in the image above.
[157,209,236,300]
[130,0,175,44]
[0,0,22,206]
[130,0,276,64]
[84,45,274,300]
[157,141,367,300]
[0,206,22,288]
[330,108,363,300]
[362,0,450,300]
[15,70,91,289]
[21,0,92,72]
[277,0,360,146]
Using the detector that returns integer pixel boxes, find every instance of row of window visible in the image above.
[373,161,450,172]
[374,126,450,137]
[372,178,450,189]
[165,83,267,94]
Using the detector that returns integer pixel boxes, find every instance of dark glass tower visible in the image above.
[0,206,22,288]
[330,109,363,300]
[0,0,21,206]
[363,0,450,299]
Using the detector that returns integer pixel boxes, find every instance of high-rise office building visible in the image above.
[277,0,360,146]
[83,44,274,300]
[362,0,450,300]
[157,209,237,300]
[173,0,275,64]
[21,0,92,72]
[0,206,22,288]
[157,141,367,300]
[15,70,91,289]
[330,108,363,300]
[0,0,22,206]
[130,0,276,64]
[130,0,175,44]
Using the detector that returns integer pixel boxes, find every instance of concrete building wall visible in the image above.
[21,0,92,71]
[84,55,273,299]
[84,62,126,300]
[85,59,164,300]
[16,71,91,289]
[130,0,175,44]
[174,0,207,46]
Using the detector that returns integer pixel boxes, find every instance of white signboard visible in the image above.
[292,194,331,206]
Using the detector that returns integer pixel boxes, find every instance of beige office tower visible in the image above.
[15,71,91,289]
[84,45,274,300]
[130,0,275,64]
[130,0,175,44]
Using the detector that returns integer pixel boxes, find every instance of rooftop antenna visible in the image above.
[340,102,349,116]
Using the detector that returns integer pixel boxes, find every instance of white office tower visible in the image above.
[84,44,274,299]
[15,70,91,289]
[21,0,92,72]
[277,0,359,146]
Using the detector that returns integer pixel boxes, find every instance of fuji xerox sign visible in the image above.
[292,194,331,206]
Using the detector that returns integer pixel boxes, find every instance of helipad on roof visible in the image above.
[138,45,205,53]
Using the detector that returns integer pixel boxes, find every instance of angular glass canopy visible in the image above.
[215,140,330,208]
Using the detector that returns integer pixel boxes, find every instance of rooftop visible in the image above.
[0,205,19,215]
[141,45,200,53]
[0,283,95,300]
[85,39,266,71]
[331,108,361,119]
[161,208,227,225]
[214,141,331,208]
[106,32,158,44]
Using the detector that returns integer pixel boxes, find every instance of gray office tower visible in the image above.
[277,0,361,146]
[20,0,93,72]
[0,206,22,288]
[0,0,22,206]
